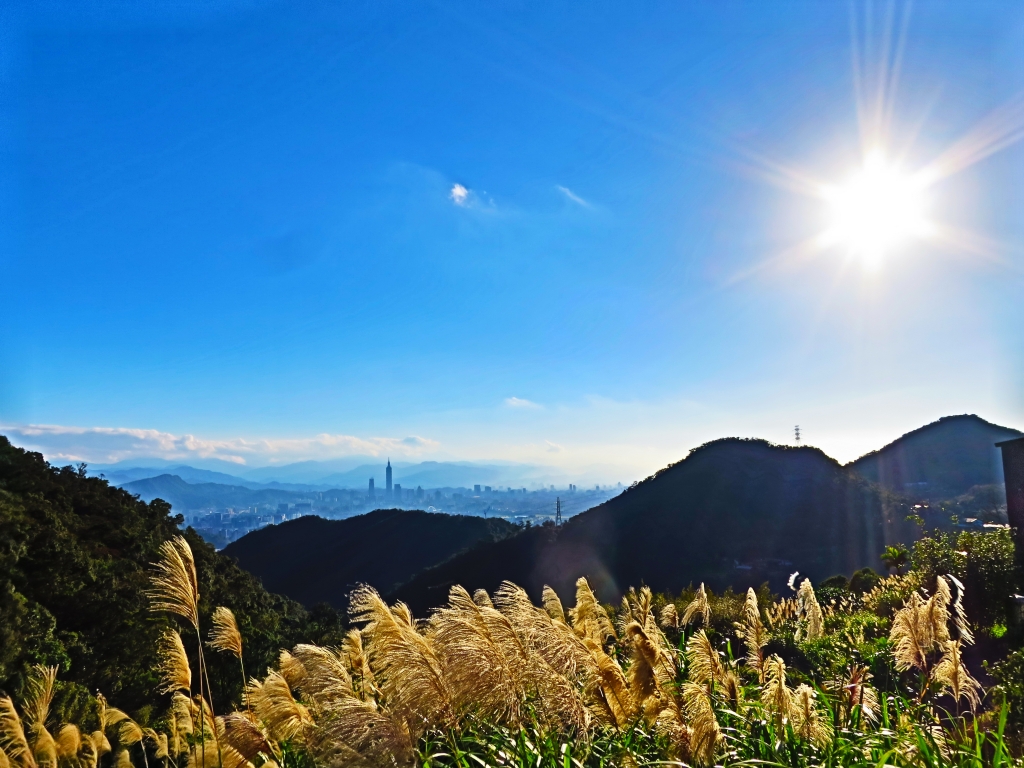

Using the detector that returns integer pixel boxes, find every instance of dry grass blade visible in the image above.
[147,536,200,629]
[210,607,244,658]
[158,629,193,694]
[734,588,766,679]
[0,696,36,768]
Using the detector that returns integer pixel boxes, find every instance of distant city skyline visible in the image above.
[2,3,1022,477]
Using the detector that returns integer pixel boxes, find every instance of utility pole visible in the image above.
[555,497,562,526]
[795,425,801,444]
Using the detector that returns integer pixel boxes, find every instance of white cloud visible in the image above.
[544,440,564,453]
[449,183,469,206]
[504,397,542,409]
[1,423,440,465]
[556,185,590,207]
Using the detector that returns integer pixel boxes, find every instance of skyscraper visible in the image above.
[368,477,375,501]
[386,458,393,498]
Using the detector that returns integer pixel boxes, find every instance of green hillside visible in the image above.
[221,509,518,608]
[848,414,1022,498]
[392,438,915,613]
[0,436,343,714]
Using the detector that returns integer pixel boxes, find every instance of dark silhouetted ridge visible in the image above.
[392,438,912,613]
[848,414,1021,498]
[222,509,518,609]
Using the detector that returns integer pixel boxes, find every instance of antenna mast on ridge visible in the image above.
[794,425,801,444]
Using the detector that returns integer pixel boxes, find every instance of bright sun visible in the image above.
[821,150,931,268]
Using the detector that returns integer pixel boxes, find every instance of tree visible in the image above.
[881,544,911,576]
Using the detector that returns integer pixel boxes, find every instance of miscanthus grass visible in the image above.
[0,543,1017,768]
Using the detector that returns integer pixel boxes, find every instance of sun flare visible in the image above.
[820,150,931,268]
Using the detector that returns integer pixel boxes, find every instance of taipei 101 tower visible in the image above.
[386,459,393,499]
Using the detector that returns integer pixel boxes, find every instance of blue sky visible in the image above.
[2,1,1023,479]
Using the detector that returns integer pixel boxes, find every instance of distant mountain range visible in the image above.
[222,413,1020,613]
[119,474,327,510]
[91,458,570,491]
[221,509,518,608]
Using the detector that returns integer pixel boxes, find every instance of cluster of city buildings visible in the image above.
[179,458,624,549]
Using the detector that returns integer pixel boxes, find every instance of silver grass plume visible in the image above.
[147,537,200,630]
[342,631,376,704]
[933,639,982,712]
[157,630,192,694]
[248,674,311,744]
[791,684,832,748]
[682,583,711,628]
[659,604,679,632]
[542,586,567,623]
[348,585,453,734]
[681,683,720,766]
[568,578,617,645]
[53,726,81,765]
[686,630,725,691]
[209,608,243,658]
[429,586,529,726]
[795,579,823,642]
[761,655,793,730]
[734,588,767,680]
[0,697,35,768]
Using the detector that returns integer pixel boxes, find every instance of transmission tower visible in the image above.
[555,497,562,525]
[795,425,801,444]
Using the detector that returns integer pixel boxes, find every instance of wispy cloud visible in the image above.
[1,423,440,465]
[556,185,590,207]
[544,440,564,453]
[449,183,469,206]
[504,397,542,409]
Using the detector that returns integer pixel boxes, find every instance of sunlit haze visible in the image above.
[2,2,1023,482]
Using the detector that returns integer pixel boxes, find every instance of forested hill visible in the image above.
[847,414,1022,499]
[393,438,915,614]
[222,509,518,609]
[0,436,343,716]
